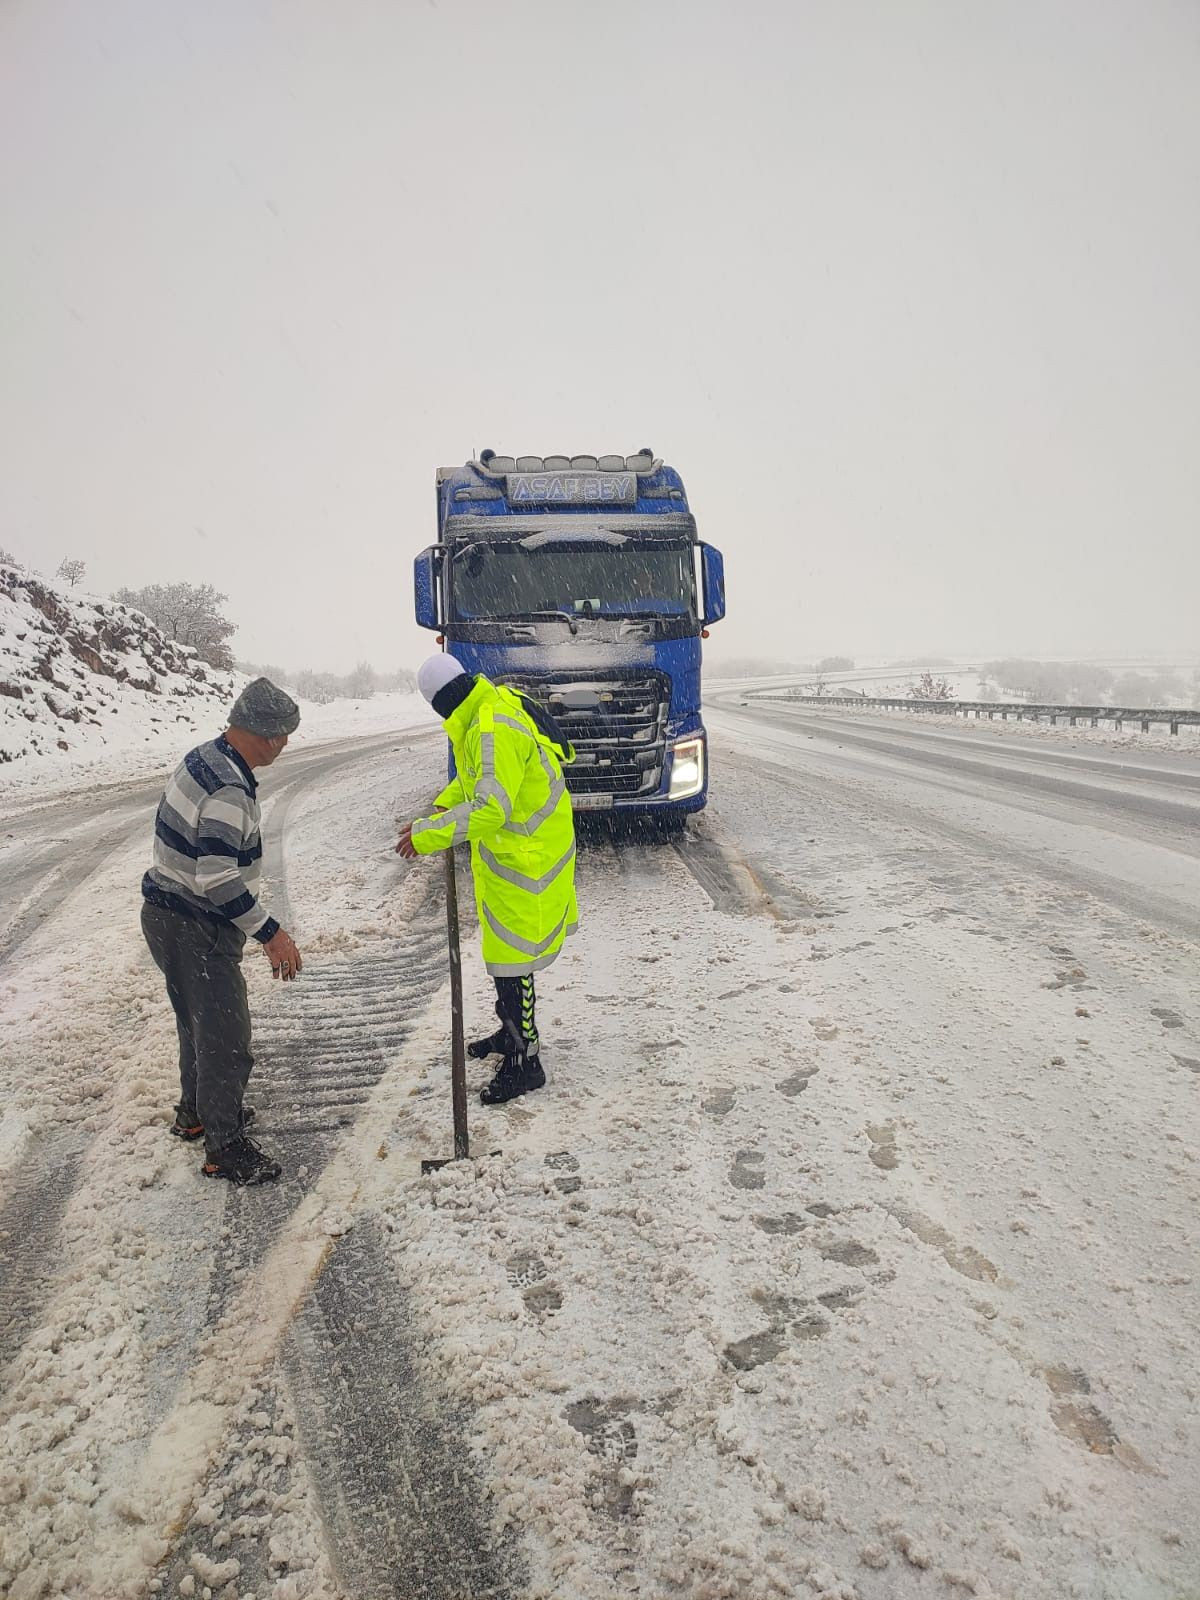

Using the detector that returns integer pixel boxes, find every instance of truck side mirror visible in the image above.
[700,545,726,626]
[414,547,442,629]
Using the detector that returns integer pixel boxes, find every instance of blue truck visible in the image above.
[414,449,725,824]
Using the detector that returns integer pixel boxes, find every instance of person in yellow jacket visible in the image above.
[396,654,579,1105]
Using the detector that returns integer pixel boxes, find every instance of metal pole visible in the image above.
[445,847,469,1160]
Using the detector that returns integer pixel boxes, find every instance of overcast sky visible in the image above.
[2,0,1197,672]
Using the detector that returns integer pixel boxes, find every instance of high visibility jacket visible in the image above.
[411,677,579,976]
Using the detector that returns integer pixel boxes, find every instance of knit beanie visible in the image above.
[229,677,301,737]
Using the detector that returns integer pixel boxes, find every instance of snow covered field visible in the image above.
[1,697,1198,1598]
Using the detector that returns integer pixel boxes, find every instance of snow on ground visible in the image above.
[0,825,334,1598]
[2,707,1197,1597]
[285,690,426,750]
[281,742,1200,1594]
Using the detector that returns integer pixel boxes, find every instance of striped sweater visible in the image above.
[141,736,280,942]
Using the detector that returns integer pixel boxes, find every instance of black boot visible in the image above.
[479,1053,546,1106]
[467,1027,508,1061]
[201,1133,280,1185]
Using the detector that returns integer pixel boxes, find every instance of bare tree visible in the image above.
[292,669,337,704]
[113,581,237,670]
[344,661,376,700]
[236,659,293,687]
[0,547,24,569]
[375,667,417,693]
[909,671,955,701]
[55,557,87,588]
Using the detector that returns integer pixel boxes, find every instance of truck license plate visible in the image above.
[572,793,613,811]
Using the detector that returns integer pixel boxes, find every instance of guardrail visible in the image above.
[751,693,1200,736]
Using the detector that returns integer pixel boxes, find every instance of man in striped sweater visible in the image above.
[141,677,302,1186]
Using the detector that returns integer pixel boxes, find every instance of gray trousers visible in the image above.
[141,901,253,1150]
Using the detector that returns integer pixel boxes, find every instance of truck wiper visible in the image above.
[506,610,579,635]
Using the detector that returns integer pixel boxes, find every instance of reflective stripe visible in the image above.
[506,747,566,835]
[507,779,565,835]
[475,777,513,821]
[474,728,515,821]
[477,840,576,894]
[413,804,472,846]
[412,814,454,847]
[435,685,573,857]
[482,902,569,959]
[416,777,508,845]
[486,945,573,977]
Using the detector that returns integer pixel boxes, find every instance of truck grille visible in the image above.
[499,673,670,799]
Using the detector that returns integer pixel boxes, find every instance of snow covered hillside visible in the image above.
[0,563,241,792]
[0,564,428,806]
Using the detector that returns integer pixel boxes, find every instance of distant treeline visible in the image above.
[982,659,1196,707]
[712,655,856,678]
[236,661,416,704]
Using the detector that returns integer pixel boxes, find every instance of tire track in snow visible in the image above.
[191,754,446,1310]
[285,1218,522,1599]
[0,1129,89,1371]
[167,744,522,1597]
[0,807,150,969]
[158,1221,523,1600]
[575,812,786,920]
[0,736,406,1378]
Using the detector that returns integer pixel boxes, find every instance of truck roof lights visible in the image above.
[476,450,660,476]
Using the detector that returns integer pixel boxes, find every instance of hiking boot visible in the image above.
[171,1104,256,1142]
[467,1027,508,1060]
[479,1054,546,1106]
[201,1134,281,1186]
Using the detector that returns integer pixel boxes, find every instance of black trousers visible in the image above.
[141,902,253,1150]
[493,975,539,1062]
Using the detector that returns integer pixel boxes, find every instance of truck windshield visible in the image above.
[450,543,698,623]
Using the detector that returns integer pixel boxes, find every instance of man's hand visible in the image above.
[395,824,417,860]
[264,927,303,981]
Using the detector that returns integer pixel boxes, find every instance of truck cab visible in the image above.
[414,450,725,821]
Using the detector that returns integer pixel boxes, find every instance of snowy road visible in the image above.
[0,735,406,971]
[707,692,1200,937]
[1,704,1198,1599]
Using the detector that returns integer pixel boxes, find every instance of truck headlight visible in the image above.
[668,736,705,799]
